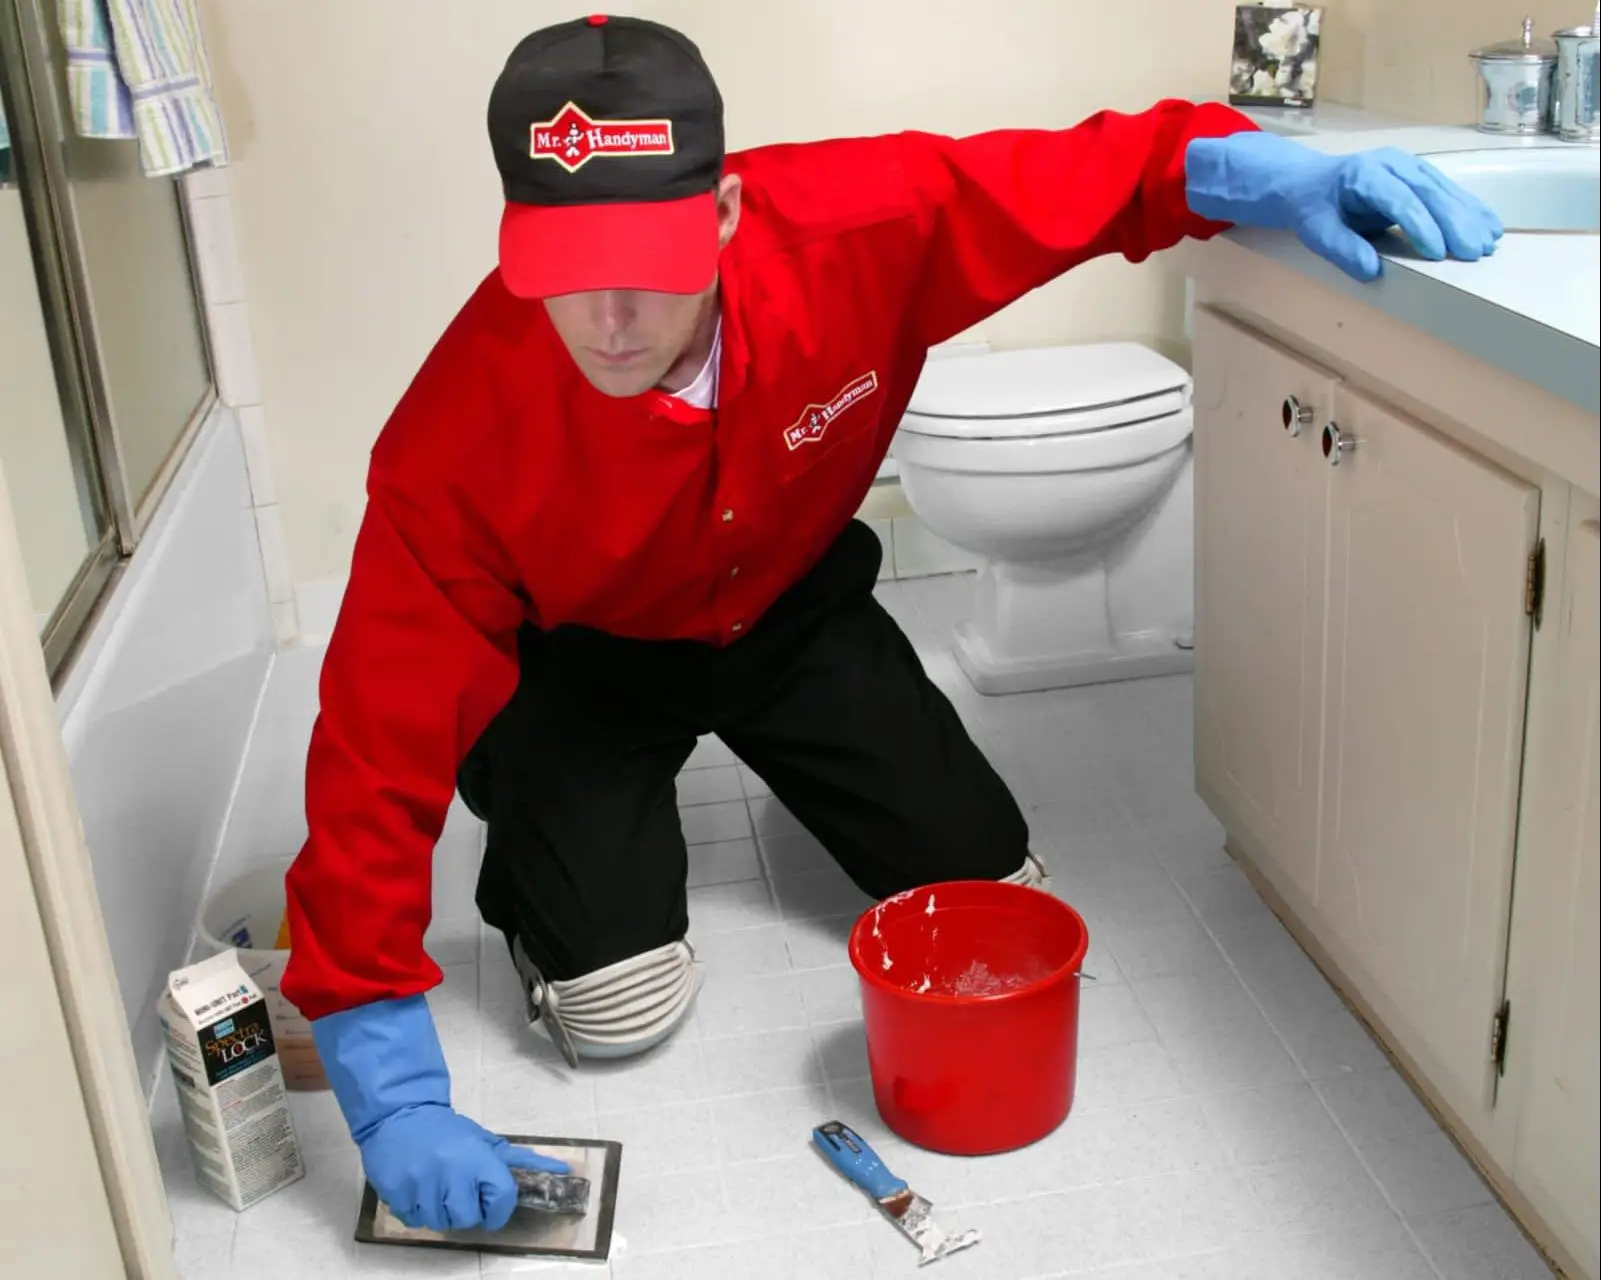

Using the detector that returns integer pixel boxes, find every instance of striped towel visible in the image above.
[58,0,228,177]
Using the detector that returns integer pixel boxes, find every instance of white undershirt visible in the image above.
[666,317,721,410]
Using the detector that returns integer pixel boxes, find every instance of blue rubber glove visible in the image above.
[1185,131,1504,282]
[312,995,568,1233]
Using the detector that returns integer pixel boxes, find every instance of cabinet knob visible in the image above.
[1322,422,1358,466]
[1282,396,1314,437]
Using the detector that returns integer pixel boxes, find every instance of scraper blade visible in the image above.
[812,1121,981,1266]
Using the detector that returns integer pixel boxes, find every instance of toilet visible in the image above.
[893,342,1196,696]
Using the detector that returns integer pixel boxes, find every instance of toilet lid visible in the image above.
[902,343,1190,439]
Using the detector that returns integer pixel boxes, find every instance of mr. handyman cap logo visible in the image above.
[530,101,676,173]
[784,372,881,452]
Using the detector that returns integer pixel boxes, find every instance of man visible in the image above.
[281,13,1499,1238]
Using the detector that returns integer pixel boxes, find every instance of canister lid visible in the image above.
[1471,16,1557,61]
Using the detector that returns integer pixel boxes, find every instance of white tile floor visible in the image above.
[153,575,1557,1280]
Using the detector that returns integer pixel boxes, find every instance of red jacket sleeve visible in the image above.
[896,99,1256,346]
[281,318,525,1022]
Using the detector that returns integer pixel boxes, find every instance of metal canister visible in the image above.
[1470,17,1558,134]
[1552,12,1600,143]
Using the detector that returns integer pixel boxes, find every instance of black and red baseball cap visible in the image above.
[487,14,726,299]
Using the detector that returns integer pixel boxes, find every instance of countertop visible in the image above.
[1213,105,1600,417]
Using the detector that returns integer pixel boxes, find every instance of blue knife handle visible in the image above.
[812,1120,909,1201]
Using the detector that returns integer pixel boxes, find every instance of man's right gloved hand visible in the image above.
[312,993,568,1232]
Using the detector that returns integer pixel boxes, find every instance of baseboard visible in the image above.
[293,576,345,646]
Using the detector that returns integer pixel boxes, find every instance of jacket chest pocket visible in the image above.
[771,368,888,486]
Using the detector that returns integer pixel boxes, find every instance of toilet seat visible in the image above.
[896,406,1193,474]
[900,342,1191,441]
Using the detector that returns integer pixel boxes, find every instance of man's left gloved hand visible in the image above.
[1184,130,1504,282]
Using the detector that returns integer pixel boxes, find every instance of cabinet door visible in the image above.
[1318,385,1538,1121]
[1191,307,1334,899]
[1512,511,1599,1280]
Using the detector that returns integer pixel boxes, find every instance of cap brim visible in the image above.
[498,192,720,299]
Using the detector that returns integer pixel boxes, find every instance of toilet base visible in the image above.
[949,551,1193,696]
[953,621,1193,695]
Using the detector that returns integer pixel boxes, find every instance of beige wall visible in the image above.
[1316,0,1581,125]
[198,0,1243,589]
[198,0,1583,592]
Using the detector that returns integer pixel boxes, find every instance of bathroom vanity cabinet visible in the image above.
[1182,240,1599,1280]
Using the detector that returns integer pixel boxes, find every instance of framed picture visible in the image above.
[1230,5,1323,107]
[354,1135,622,1263]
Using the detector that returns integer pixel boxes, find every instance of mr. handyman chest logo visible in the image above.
[784,371,881,452]
[530,102,675,173]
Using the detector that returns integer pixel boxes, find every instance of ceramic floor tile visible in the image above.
[477,1055,598,1135]
[1268,1002,1392,1081]
[680,799,754,847]
[720,1156,878,1240]
[758,829,835,877]
[1057,1253,1240,1280]
[1098,914,1232,983]
[1171,863,1270,923]
[1133,970,1267,1042]
[1041,1096,1230,1189]
[781,914,854,970]
[688,922,790,976]
[736,763,772,798]
[613,1168,736,1255]
[1205,1232,1440,1280]
[676,764,744,807]
[171,1230,235,1280]
[286,1085,358,1156]
[479,1254,614,1278]
[1160,1017,1304,1096]
[812,1019,871,1083]
[686,837,762,887]
[794,964,865,1027]
[1357,1130,1496,1219]
[1078,937,1123,987]
[353,1240,483,1276]
[699,1027,826,1096]
[685,735,737,771]
[695,969,808,1039]
[711,1086,828,1163]
[1073,1040,1187,1113]
[164,653,1548,1280]
[1076,983,1159,1051]
[602,1099,721,1175]
[770,867,874,920]
[1408,1204,1557,1279]
[1238,1145,1406,1242]
[1313,1067,1442,1150]
[1198,1081,1353,1169]
[686,880,775,933]
[590,1035,711,1115]
[748,793,807,838]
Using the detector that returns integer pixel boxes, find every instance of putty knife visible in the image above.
[812,1121,981,1267]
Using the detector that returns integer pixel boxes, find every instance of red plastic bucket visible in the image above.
[848,880,1089,1156]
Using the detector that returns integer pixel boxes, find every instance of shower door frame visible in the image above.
[1,0,218,683]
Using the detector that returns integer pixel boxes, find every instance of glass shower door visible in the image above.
[0,18,118,659]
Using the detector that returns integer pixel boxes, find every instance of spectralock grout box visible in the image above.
[158,949,305,1211]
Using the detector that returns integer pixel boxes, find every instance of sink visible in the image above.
[1421,146,1600,233]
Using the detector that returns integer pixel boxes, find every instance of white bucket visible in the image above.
[197,859,328,1091]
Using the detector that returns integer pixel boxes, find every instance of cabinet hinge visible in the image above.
[1491,1000,1511,1077]
[1525,539,1546,626]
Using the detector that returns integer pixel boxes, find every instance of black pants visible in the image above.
[461,520,1030,982]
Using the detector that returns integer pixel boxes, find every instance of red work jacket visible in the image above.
[281,99,1253,1021]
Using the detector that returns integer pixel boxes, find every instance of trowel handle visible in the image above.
[812,1120,908,1201]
